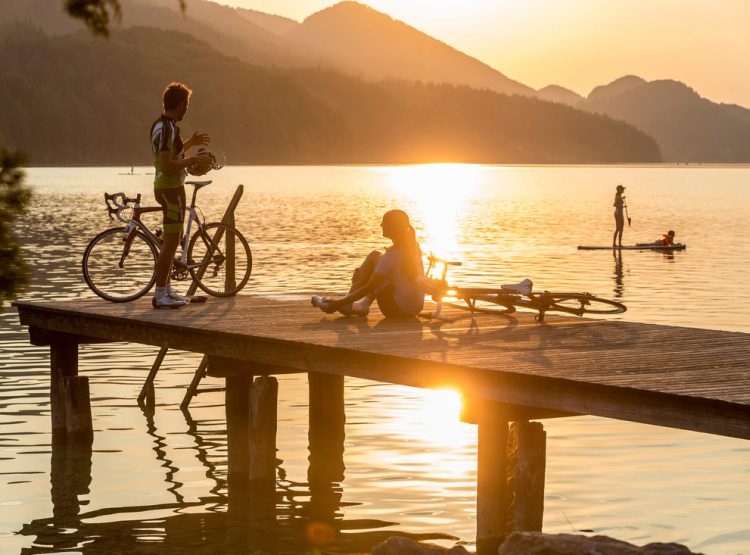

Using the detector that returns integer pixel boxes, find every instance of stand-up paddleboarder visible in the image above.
[613,184,626,247]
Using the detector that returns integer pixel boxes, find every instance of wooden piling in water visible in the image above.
[63,376,94,444]
[508,420,546,532]
[50,339,92,444]
[50,341,78,440]
[476,407,509,555]
[249,376,278,491]
[225,374,253,477]
[308,372,346,521]
[138,346,168,407]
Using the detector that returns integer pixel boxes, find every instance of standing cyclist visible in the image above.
[150,82,211,308]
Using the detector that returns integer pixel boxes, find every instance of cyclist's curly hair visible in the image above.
[162,82,192,110]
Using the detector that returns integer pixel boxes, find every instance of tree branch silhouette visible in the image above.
[64,0,187,37]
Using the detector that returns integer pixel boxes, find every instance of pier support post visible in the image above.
[308,372,345,521]
[50,340,77,440]
[63,377,94,444]
[50,339,92,444]
[226,374,253,478]
[138,346,168,408]
[508,420,546,532]
[249,376,278,492]
[476,406,509,555]
[471,397,548,553]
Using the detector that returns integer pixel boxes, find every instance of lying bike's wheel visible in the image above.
[451,288,517,315]
[82,227,158,302]
[545,293,627,316]
[188,223,252,297]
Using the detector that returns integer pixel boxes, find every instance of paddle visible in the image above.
[624,201,632,226]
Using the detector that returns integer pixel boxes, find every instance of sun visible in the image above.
[378,163,483,258]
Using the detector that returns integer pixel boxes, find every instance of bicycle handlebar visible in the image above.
[104,192,141,222]
[426,253,462,267]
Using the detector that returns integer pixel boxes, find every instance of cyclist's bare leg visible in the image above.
[340,250,381,315]
[155,232,180,288]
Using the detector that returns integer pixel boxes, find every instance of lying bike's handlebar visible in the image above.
[426,253,462,267]
[104,192,141,222]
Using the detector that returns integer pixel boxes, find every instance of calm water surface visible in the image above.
[1,165,748,554]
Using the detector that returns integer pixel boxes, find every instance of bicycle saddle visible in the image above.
[501,279,533,295]
[185,180,212,188]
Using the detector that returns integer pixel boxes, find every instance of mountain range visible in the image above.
[3,0,749,162]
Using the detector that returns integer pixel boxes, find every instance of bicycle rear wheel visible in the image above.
[448,288,517,315]
[545,293,626,316]
[188,222,252,296]
[82,227,158,302]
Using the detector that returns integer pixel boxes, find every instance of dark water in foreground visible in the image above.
[1,165,749,554]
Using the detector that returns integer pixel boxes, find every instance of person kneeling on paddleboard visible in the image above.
[637,230,676,247]
[659,230,676,246]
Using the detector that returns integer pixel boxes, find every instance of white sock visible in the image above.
[155,286,167,297]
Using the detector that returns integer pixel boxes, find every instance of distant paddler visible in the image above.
[613,184,628,247]
[637,230,676,248]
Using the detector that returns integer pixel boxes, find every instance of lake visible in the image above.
[1,165,748,554]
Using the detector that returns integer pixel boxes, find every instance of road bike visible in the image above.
[82,180,252,303]
[420,254,626,322]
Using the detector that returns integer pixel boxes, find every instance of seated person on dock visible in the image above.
[311,210,425,318]
[637,230,676,247]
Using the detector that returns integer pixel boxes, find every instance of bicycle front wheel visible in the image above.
[545,293,627,316]
[82,227,158,302]
[188,223,252,297]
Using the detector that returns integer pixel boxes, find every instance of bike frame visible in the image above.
[115,187,217,273]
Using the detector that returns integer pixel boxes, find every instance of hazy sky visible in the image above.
[212,0,750,107]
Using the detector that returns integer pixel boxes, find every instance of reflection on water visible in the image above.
[1,165,749,554]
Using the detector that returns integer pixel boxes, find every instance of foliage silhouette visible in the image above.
[0,149,32,310]
[63,0,185,37]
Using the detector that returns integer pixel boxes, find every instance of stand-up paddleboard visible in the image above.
[578,244,686,251]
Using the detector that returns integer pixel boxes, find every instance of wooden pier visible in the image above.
[14,296,750,553]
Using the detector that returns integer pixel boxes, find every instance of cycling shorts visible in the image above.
[154,186,185,234]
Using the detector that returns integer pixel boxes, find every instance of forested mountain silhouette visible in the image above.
[285,1,534,96]
[0,26,660,165]
[5,0,532,95]
[581,76,750,162]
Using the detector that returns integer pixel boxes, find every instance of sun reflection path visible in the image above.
[369,387,477,480]
[379,164,484,259]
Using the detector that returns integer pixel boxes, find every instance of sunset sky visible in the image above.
[213,0,750,108]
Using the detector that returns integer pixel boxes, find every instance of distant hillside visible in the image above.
[285,1,534,96]
[536,85,584,107]
[6,0,533,97]
[4,0,327,67]
[0,26,660,165]
[581,76,750,162]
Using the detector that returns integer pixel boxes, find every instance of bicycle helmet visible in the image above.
[187,148,221,176]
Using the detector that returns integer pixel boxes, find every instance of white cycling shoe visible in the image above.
[167,288,190,303]
[152,293,188,309]
[311,295,332,312]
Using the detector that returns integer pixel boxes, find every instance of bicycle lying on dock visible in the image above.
[82,180,252,303]
[420,254,626,322]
